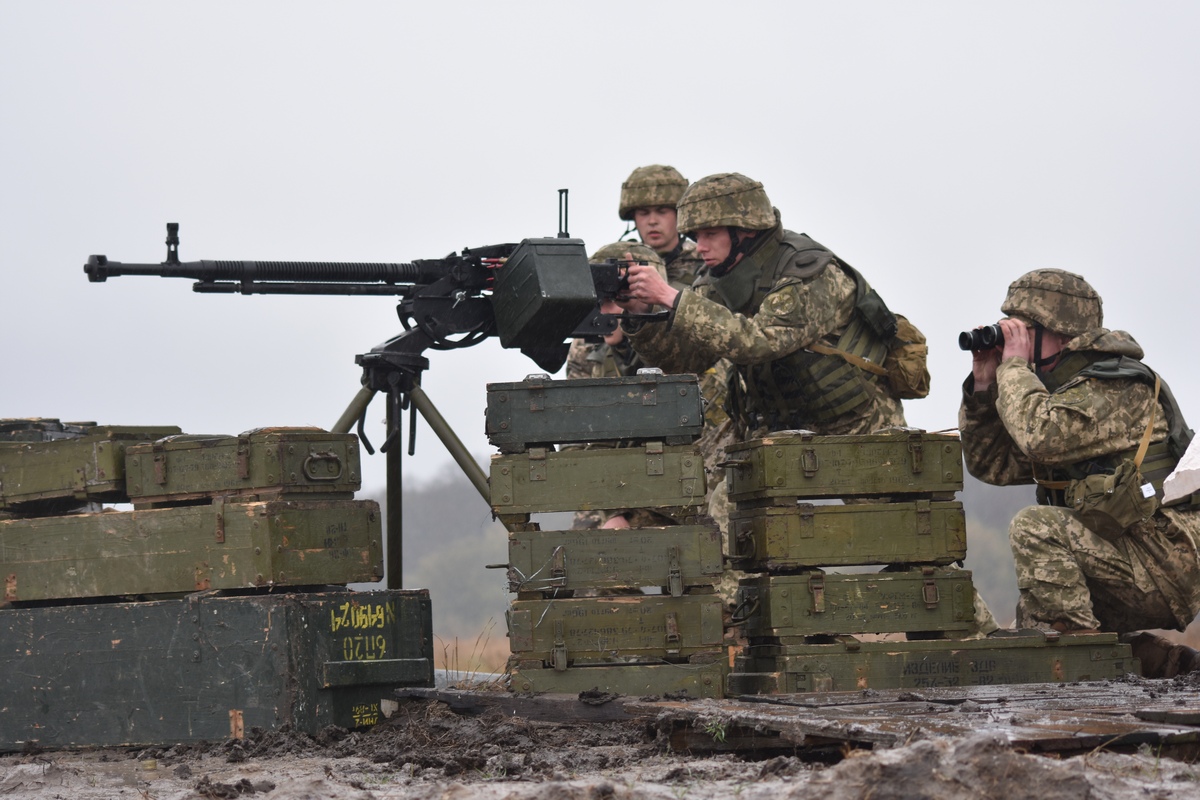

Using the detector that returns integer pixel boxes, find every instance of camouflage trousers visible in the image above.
[1010,505,1200,632]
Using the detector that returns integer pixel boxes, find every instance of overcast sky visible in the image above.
[3,2,1198,506]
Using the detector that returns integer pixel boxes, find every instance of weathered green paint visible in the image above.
[725,431,964,503]
[507,594,726,666]
[507,524,722,595]
[728,632,1137,694]
[0,498,383,602]
[486,373,704,453]
[0,425,182,509]
[729,500,967,569]
[735,569,977,638]
[510,655,727,697]
[0,589,433,749]
[125,428,360,503]
[490,443,706,515]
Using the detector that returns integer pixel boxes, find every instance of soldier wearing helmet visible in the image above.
[619,165,705,289]
[617,173,918,439]
[959,269,1200,675]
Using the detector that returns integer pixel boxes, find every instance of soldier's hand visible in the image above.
[1000,318,1035,363]
[625,258,679,310]
[971,343,1002,391]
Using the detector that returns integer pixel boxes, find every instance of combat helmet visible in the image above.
[676,173,776,236]
[589,241,664,266]
[618,165,689,220]
[1001,268,1103,337]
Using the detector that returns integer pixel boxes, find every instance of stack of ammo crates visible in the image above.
[486,372,727,697]
[723,430,1138,693]
[0,418,433,749]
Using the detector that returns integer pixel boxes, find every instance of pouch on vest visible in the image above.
[1064,458,1159,541]
[884,314,931,400]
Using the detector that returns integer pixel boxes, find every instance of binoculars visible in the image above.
[958,324,1004,351]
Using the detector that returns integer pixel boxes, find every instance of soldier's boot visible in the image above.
[1122,632,1200,678]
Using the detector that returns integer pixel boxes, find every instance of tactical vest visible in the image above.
[1035,351,1199,509]
[709,230,898,432]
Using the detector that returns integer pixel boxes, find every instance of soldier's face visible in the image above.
[633,206,679,253]
[694,227,734,267]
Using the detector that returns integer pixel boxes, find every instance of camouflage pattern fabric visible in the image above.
[959,328,1200,632]
[1001,268,1104,337]
[626,224,907,439]
[663,238,704,291]
[676,173,776,233]
[619,165,689,221]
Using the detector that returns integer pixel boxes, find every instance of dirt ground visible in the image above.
[4,691,1200,800]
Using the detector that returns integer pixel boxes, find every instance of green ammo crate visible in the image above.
[507,524,722,595]
[727,632,1137,694]
[0,589,433,749]
[0,424,182,510]
[507,594,726,667]
[725,430,963,504]
[490,442,706,516]
[125,427,361,503]
[0,498,383,602]
[486,372,704,453]
[734,568,977,639]
[729,500,967,569]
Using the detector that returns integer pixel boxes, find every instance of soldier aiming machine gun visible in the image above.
[84,198,664,587]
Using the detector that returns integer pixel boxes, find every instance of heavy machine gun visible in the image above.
[83,196,652,587]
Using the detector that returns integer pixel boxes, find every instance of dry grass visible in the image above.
[434,618,511,680]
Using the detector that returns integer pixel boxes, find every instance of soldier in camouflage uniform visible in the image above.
[616,173,912,440]
[959,269,1200,673]
[615,174,961,614]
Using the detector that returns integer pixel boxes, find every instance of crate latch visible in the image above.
[801,447,819,478]
[799,503,815,539]
[665,612,681,654]
[916,498,932,535]
[922,567,940,608]
[552,620,567,671]
[908,434,925,474]
[667,546,683,597]
[236,434,251,480]
[528,383,545,413]
[645,441,664,476]
[808,572,826,613]
[551,545,566,582]
[528,447,547,482]
[152,440,169,486]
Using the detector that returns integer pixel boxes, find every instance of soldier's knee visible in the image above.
[1008,505,1070,549]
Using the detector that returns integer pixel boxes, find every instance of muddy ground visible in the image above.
[3,692,1200,800]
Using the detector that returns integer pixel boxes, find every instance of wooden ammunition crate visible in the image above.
[734,568,977,639]
[1,498,383,602]
[727,632,1137,694]
[507,594,726,667]
[0,418,91,442]
[725,430,963,504]
[729,500,967,569]
[490,442,706,516]
[0,589,433,749]
[0,424,182,510]
[125,427,360,503]
[509,653,727,698]
[486,373,704,453]
[507,524,722,595]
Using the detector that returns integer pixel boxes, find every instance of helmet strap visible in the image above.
[710,228,757,278]
[1032,325,1059,372]
[621,222,637,241]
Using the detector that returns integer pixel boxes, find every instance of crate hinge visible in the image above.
[667,546,683,597]
[665,611,681,654]
[552,620,567,671]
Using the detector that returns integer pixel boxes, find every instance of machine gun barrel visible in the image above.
[84,254,449,296]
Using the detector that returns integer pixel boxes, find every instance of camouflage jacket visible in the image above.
[625,222,905,436]
[565,337,643,380]
[661,238,704,292]
[959,329,1171,485]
